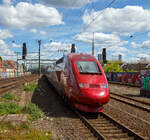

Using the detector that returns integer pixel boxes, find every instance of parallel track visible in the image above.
[46,76,147,140]
[108,81,140,88]
[74,110,146,140]
[0,75,38,94]
[110,92,150,113]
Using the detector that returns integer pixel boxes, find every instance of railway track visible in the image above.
[73,110,146,140]
[0,75,38,94]
[108,81,140,88]
[110,92,150,113]
[45,77,147,140]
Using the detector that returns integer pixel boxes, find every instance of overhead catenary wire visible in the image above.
[82,0,117,32]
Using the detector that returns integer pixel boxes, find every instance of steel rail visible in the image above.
[108,81,140,88]
[0,75,38,94]
[110,92,150,106]
[73,109,146,140]
[110,95,150,113]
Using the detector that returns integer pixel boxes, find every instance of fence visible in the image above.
[0,72,31,79]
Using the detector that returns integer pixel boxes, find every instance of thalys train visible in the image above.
[46,53,109,112]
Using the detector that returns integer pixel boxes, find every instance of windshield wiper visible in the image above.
[79,65,83,72]
[79,72,101,75]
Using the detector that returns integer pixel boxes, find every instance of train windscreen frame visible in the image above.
[76,61,101,74]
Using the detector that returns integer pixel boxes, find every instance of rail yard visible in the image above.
[0,74,149,140]
[1,0,150,140]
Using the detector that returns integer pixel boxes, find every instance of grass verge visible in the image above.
[1,92,20,102]
[0,122,53,140]
[0,102,43,121]
[0,102,22,115]
[22,102,44,121]
[23,83,38,92]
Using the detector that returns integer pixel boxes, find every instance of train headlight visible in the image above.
[79,83,89,88]
[79,83,84,88]
[101,84,108,88]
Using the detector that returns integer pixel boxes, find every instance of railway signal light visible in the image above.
[22,43,27,60]
[71,44,76,53]
[102,48,107,64]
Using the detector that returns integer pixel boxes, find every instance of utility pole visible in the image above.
[38,40,41,78]
[15,52,19,77]
[92,32,94,56]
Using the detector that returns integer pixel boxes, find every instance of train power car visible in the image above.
[46,53,110,112]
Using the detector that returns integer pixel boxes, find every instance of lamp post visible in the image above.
[38,40,41,78]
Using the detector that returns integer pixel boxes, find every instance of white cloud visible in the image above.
[43,42,71,52]
[137,53,149,58]
[131,40,150,48]
[41,41,71,57]
[131,42,138,48]
[142,40,150,48]
[2,0,12,6]
[82,6,150,35]
[40,31,47,36]
[74,32,128,47]
[0,29,13,39]
[39,0,92,8]
[12,43,21,48]
[0,40,15,60]
[30,29,37,33]
[0,1,64,29]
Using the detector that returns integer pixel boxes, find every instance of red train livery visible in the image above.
[46,53,110,112]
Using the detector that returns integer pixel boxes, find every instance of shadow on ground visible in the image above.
[31,75,78,119]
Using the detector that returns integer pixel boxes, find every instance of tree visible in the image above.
[104,61,124,72]
[0,56,2,61]
[125,68,136,72]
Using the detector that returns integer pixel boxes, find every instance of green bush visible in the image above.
[23,83,38,92]
[0,102,22,115]
[1,93,20,101]
[22,102,44,121]
[104,61,124,72]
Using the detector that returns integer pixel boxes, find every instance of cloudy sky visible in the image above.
[0,0,150,63]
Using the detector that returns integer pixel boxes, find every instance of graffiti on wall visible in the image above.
[106,72,141,85]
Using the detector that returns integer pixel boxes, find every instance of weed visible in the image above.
[13,130,53,140]
[1,92,20,102]
[0,122,15,130]
[22,102,44,121]
[0,102,22,115]
[23,83,38,92]
[0,122,53,140]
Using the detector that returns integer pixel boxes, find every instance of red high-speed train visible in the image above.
[46,53,109,112]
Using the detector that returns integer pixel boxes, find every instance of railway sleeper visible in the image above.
[94,123,115,127]
[99,129,123,134]
[105,133,130,138]
[109,137,134,140]
[97,126,118,130]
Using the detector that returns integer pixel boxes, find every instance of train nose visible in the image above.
[81,89,110,104]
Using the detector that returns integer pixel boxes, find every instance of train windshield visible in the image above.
[76,61,101,74]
